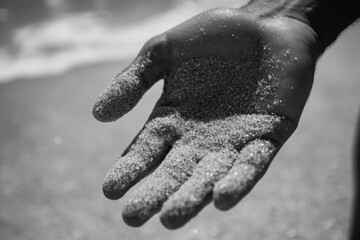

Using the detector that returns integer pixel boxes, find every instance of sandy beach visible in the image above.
[0,19,360,240]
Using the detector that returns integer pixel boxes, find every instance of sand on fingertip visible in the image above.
[93,55,152,122]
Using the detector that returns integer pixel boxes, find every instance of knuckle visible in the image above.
[141,34,169,61]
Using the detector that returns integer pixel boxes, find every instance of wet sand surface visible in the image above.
[0,27,360,239]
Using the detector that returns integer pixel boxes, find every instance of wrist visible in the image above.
[243,0,360,52]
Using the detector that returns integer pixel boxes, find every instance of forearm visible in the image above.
[245,0,360,52]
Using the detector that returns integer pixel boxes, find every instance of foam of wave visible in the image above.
[0,0,247,83]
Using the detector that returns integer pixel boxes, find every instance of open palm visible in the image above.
[93,7,318,229]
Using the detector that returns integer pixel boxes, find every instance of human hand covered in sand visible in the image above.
[92,7,318,229]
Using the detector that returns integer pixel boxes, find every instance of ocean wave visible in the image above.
[0,0,246,83]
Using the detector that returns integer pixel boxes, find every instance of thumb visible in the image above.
[92,34,170,122]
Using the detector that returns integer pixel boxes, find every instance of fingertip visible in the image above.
[213,169,256,211]
[214,201,233,211]
[92,100,113,122]
[160,199,190,229]
[122,197,159,227]
[102,167,132,200]
[102,179,125,200]
[213,184,239,211]
[160,211,187,230]
[160,192,212,230]
[92,89,135,122]
[122,206,148,227]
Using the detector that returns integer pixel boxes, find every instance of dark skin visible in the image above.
[93,0,360,231]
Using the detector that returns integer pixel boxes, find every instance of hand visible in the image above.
[92,7,318,229]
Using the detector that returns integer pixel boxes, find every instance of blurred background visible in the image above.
[0,0,359,239]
